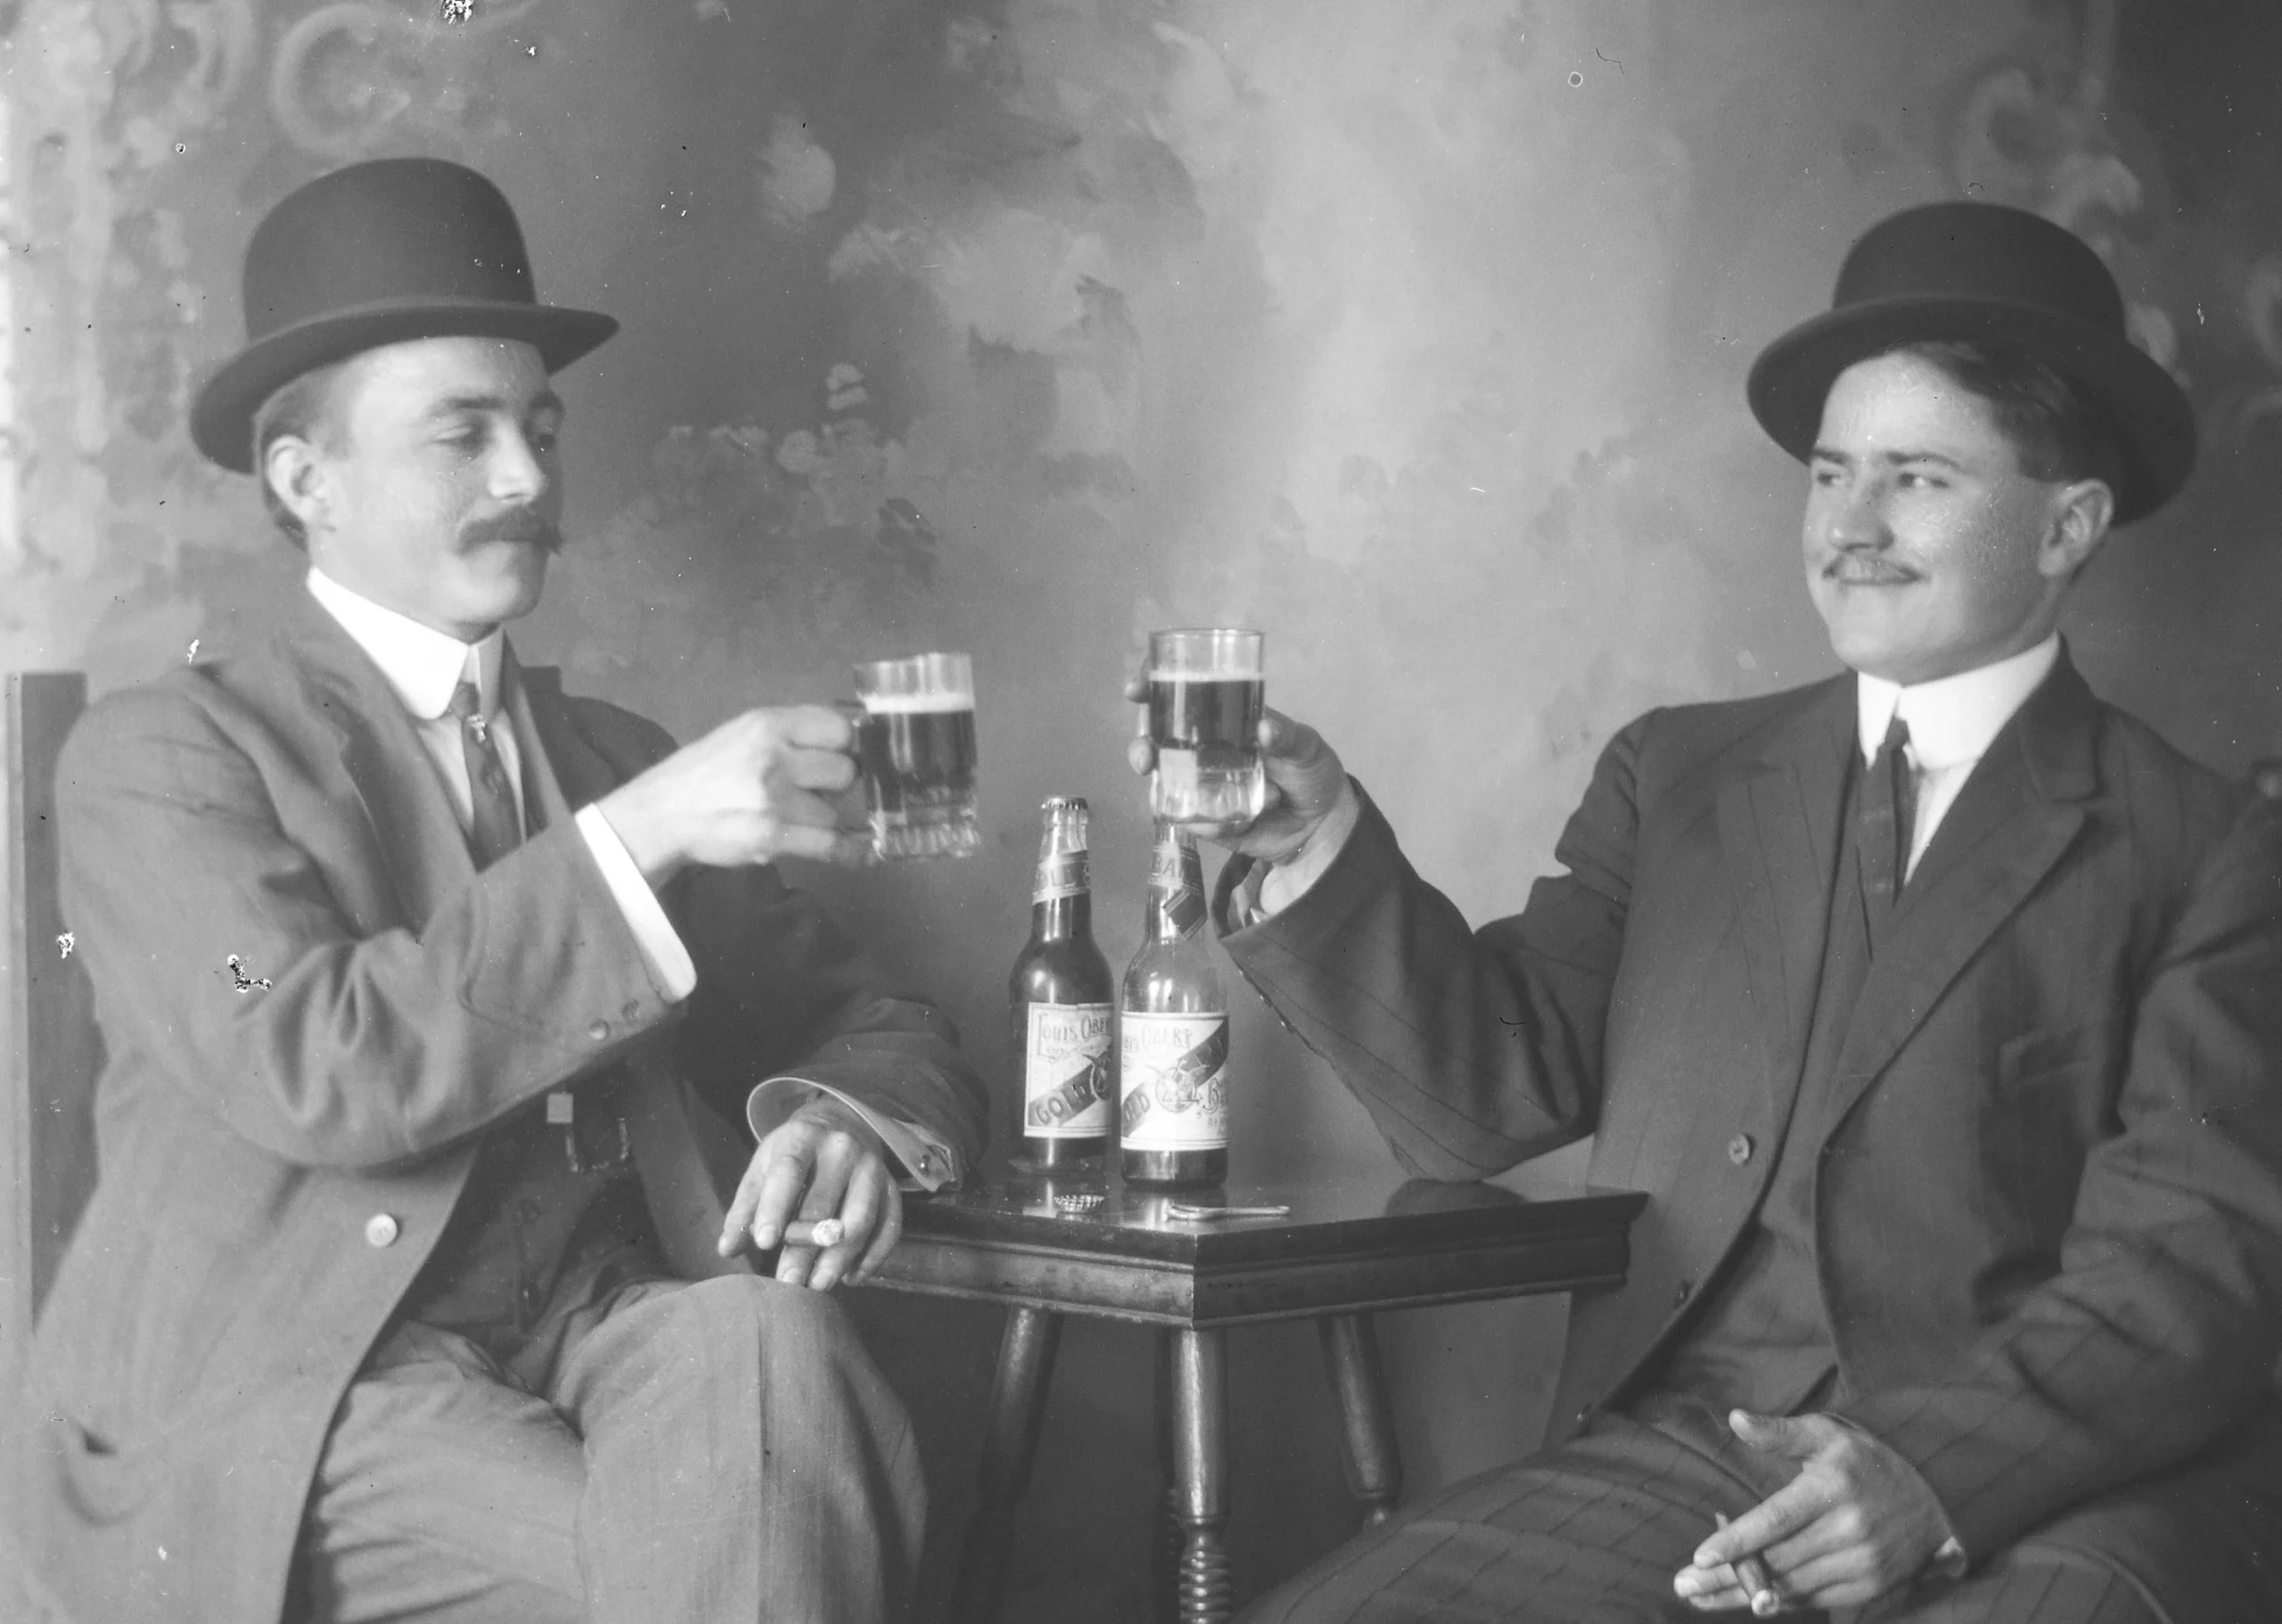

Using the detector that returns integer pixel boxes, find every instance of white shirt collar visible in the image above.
[1855,636,2060,772]
[305,568,505,722]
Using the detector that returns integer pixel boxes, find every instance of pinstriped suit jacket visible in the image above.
[4,594,988,1623]
[1219,652,2282,1602]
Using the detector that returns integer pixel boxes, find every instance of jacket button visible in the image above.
[1727,1133,1755,1166]
[587,1020,611,1042]
[1674,1278,1694,1306]
[621,1000,643,1021]
[364,1213,399,1248]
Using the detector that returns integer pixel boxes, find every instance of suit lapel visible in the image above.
[1821,653,2098,1135]
[1715,679,1854,1130]
[507,655,617,820]
[278,598,473,924]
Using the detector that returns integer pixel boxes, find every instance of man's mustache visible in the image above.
[1823,554,1917,584]
[461,511,563,553]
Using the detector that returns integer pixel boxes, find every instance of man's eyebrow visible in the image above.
[1810,443,1966,470]
[421,389,566,421]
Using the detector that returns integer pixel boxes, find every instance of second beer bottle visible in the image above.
[1119,822,1229,1187]
[1009,796,1116,1171]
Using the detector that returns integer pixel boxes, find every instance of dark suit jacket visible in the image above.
[1219,654,2282,1603]
[4,596,988,1623]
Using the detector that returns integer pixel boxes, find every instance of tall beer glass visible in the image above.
[852,651,981,860]
[1146,629,1265,835]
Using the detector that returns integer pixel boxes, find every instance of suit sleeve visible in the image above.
[666,859,989,1185]
[552,695,988,1185]
[1217,717,1651,1178]
[56,685,680,1171]
[1841,795,2282,1559]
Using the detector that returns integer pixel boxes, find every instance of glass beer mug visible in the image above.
[850,651,981,860]
[1145,628,1265,837]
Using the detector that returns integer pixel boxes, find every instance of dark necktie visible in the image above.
[447,679,521,869]
[1857,712,1916,935]
[447,677,614,1169]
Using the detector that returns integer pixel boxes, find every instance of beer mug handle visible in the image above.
[832,700,880,830]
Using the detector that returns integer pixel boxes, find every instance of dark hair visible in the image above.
[1886,339,2138,503]
[249,360,350,547]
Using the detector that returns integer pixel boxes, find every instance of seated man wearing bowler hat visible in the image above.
[1162,202,2282,1620]
[4,158,987,1623]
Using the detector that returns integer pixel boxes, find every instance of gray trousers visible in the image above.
[300,1267,924,1624]
[1240,1393,2193,1624]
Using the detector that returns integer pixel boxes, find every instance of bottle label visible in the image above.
[1146,843,1209,939]
[1118,1012,1229,1150]
[1022,1002,1114,1136]
[1032,849,1089,904]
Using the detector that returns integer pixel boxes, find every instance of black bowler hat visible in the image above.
[190,158,618,472]
[1746,201,2194,523]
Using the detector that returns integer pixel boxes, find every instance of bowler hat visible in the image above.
[191,158,618,472]
[1746,201,2194,523]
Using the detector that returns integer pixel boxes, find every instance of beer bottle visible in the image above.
[1009,797,1116,1171]
[1119,823,1228,1187]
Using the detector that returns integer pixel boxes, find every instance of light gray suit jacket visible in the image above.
[5,595,988,1622]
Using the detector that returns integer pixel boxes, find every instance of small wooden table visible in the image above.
[864,1164,1645,1624]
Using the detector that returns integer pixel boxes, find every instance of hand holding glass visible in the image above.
[1146,629,1265,835]
[850,652,981,860]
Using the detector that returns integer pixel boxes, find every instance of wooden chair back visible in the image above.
[1,672,99,1372]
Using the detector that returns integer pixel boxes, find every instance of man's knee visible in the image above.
[630,1275,912,1455]
[664,1274,875,1380]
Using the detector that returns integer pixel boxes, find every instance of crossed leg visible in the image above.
[302,1271,923,1624]
[1238,1394,2167,1624]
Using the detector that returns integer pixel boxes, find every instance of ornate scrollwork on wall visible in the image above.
[268,0,549,162]
[111,0,260,166]
[1951,0,2135,235]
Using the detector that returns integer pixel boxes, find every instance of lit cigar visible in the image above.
[1714,1514,1779,1617]
[783,1218,846,1248]
[1739,1555,1778,1618]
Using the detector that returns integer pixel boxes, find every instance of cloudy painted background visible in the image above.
[7,0,2281,1615]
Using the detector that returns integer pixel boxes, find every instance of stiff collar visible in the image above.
[1854,635,2059,772]
[305,568,505,721]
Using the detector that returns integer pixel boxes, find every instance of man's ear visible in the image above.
[2037,478,2114,581]
[263,433,332,536]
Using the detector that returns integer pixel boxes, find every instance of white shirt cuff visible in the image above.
[575,803,697,1003]
[1253,783,1363,919]
[746,1076,958,1193]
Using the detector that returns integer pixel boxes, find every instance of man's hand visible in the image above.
[1122,675,1350,862]
[597,705,873,883]
[1672,1410,1954,1612]
[715,1097,903,1291]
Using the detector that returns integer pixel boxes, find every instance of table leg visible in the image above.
[1168,1326,1233,1624]
[949,1306,1063,1624]
[1317,1312,1402,1526]
[1153,1331,1180,1624]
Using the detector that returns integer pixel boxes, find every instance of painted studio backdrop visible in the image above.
[5,0,2280,1617]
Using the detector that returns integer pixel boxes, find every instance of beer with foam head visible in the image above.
[1146,628,1264,836]
[852,651,980,860]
